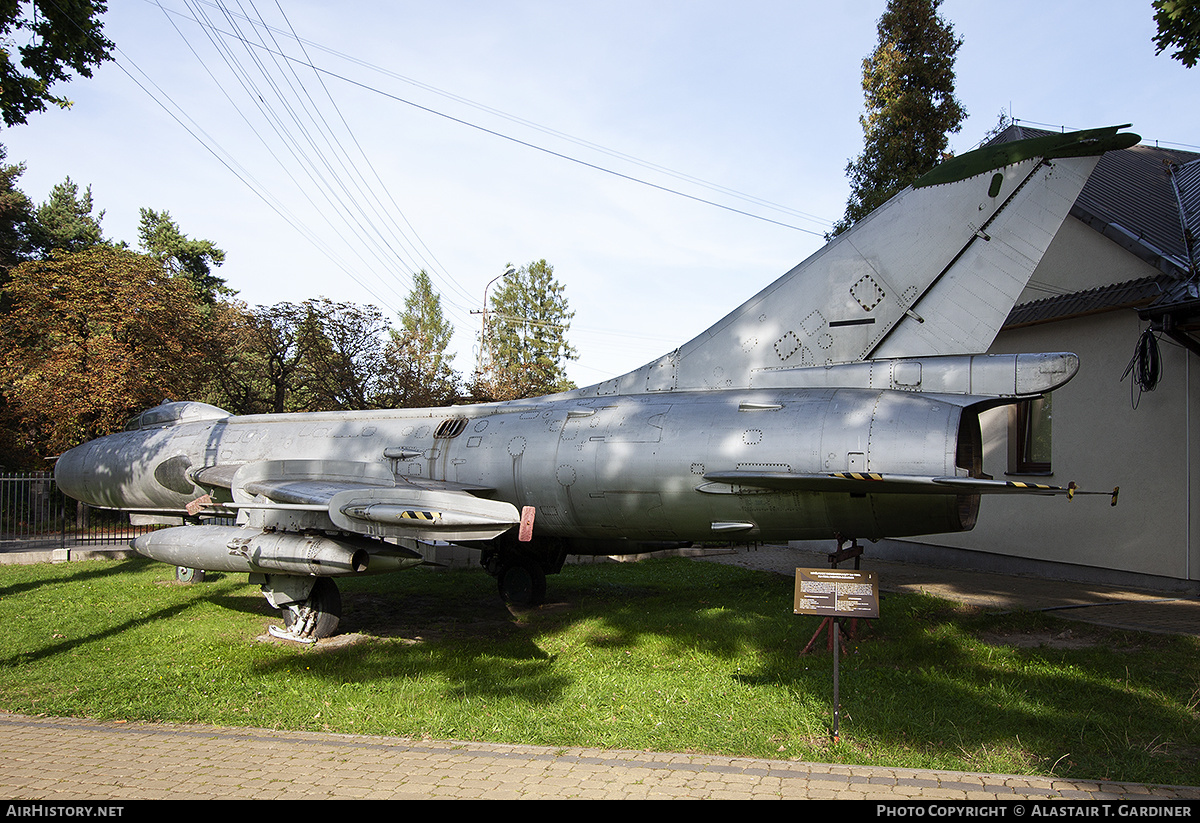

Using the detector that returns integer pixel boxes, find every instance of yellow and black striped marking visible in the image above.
[832,472,885,481]
[399,510,442,521]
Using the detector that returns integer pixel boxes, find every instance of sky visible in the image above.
[1,1,1196,390]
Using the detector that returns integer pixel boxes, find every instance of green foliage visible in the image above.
[1153,0,1200,68]
[0,556,1197,786]
[137,208,228,305]
[0,245,211,454]
[0,146,413,460]
[832,0,966,236]
[478,260,577,400]
[0,1,113,127]
[302,298,391,411]
[0,145,33,271]
[29,176,104,255]
[381,270,461,408]
[207,298,394,415]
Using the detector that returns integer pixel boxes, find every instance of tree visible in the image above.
[29,176,104,255]
[0,145,33,272]
[381,270,461,408]
[1153,0,1200,68]
[206,299,393,415]
[0,246,209,455]
[219,301,317,415]
[301,298,392,411]
[0,146,35,467]
[478,260,576,400]
[138,208,229,304]
[831,0,966,236]
[0,1,114,127]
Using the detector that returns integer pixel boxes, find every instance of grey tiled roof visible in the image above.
[994,125,1199,328]
[1004,276,1173,328]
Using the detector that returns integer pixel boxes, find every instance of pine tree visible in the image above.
[0,146,33,272]
[831,0,966,237]
[478,260,576,400]
[382,270,460,408]
[29,177,105,254]
[137,208,228,305]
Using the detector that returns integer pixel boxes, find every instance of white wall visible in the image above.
[925,224,1200,582]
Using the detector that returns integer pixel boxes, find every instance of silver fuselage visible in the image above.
[56,387,976,545]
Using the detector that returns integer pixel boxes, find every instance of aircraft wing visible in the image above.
[701,470,1119,505]
[190,459,521,542]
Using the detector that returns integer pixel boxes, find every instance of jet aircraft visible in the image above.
[54,126,1135,640]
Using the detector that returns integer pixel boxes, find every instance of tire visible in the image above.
[175,566,205,584]
[497,558,546,606]
[281,577,342,639]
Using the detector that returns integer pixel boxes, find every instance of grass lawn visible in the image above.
[0,554,1196,786]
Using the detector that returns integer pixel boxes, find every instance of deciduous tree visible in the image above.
[302,298,391,411]
[0,246,208,455]
[0,1,114,127]
[207,299,394,415]
[1153,0,1200,68]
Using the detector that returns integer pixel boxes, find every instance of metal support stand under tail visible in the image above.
[802,537,866,655]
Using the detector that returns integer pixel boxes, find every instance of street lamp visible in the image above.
[473,266,516,381]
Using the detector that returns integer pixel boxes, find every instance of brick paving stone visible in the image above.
[6,712,1194,801]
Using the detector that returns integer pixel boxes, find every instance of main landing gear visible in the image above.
[482,544,561,607]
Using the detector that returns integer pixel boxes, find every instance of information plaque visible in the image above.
[793,568,879,618]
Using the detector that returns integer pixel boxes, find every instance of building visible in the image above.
[887,125,1200,593]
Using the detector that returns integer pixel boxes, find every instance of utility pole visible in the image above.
[471,266,515,383]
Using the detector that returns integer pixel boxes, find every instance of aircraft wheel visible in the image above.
[497,558,546,607]
[281,578,342,639]
[175,566,205,584]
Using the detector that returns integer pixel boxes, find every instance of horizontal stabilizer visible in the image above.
[701,471,1118,505]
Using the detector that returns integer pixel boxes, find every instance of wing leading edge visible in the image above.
[190,459,521,542]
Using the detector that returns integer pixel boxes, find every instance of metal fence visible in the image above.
[0,472,150,550]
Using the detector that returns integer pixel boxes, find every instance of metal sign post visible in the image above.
[794,568,879,741]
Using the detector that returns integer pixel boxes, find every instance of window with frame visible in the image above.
[1009,394,1052,475]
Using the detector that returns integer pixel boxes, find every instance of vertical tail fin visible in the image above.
[578,126,1139,397]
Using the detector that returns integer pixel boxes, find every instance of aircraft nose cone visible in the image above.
[54,441,95,504]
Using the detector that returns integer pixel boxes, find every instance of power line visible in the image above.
[153,0,832,238]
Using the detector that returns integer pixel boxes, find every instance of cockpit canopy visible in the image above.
[125,400,232,431]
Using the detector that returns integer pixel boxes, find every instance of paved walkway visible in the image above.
[700,542,1200,638]
[3,543,1200,801]
[2,713,1197,801]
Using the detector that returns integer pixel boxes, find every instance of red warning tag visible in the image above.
[185,495,213,516]
[518,506,536,542]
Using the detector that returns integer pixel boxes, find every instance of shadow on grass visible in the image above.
[0,555,157,599]
[1,599,197,667]
[2,555,1196,783]
[744,591,1200,782]
[247,558,826,706]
